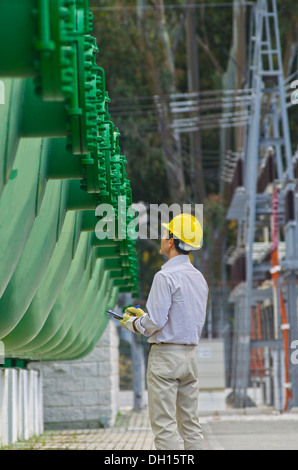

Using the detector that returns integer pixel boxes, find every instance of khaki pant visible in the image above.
[147,343,204,450]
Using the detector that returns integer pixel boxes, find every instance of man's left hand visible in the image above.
[120,313,141,334]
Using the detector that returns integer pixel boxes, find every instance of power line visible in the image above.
[90,2,253,12]
[108,90,252,132]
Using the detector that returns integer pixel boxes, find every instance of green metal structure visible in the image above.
[0,0,138,362]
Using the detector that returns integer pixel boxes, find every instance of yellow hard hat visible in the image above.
[162,213,203,250]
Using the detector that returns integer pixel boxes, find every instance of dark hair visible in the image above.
[168,231,190,255]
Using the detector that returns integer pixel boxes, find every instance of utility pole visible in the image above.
[186,4,205,203]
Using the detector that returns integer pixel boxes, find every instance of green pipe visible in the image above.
[0,180,62,338]
[53,273,113,360]
[0,79,25,195]
[11,231,90,355]
[31,239,91,356]
[67,286,119,361]
[46,260,107,359]
[3,211,77,351]
[0,137,44,297]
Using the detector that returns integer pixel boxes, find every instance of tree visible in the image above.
[137,0,186,204]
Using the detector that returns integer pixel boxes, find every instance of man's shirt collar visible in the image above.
[161,255,190,270]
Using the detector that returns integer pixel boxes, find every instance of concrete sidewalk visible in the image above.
[7,404,298,450]
[7,407,155,450]
[5,390,298,450]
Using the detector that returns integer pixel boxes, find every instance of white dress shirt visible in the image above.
[135,255,209,344]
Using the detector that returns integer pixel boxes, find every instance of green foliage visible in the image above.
[276,0,298,57]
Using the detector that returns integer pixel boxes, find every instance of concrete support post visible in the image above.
[0,368,43,447]
[7,369,18,444]
[0,369,9,446]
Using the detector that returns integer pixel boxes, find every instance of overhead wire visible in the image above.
[109,90,253,131]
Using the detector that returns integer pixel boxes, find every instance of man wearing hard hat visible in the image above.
[120,213,209,450]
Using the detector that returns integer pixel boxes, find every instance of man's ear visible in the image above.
[168,237,175,248]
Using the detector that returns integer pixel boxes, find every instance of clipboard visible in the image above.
[106,309,124,320]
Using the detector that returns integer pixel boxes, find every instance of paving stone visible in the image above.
[8,404,297,450]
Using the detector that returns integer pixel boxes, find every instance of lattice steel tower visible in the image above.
[227,0,298,409]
